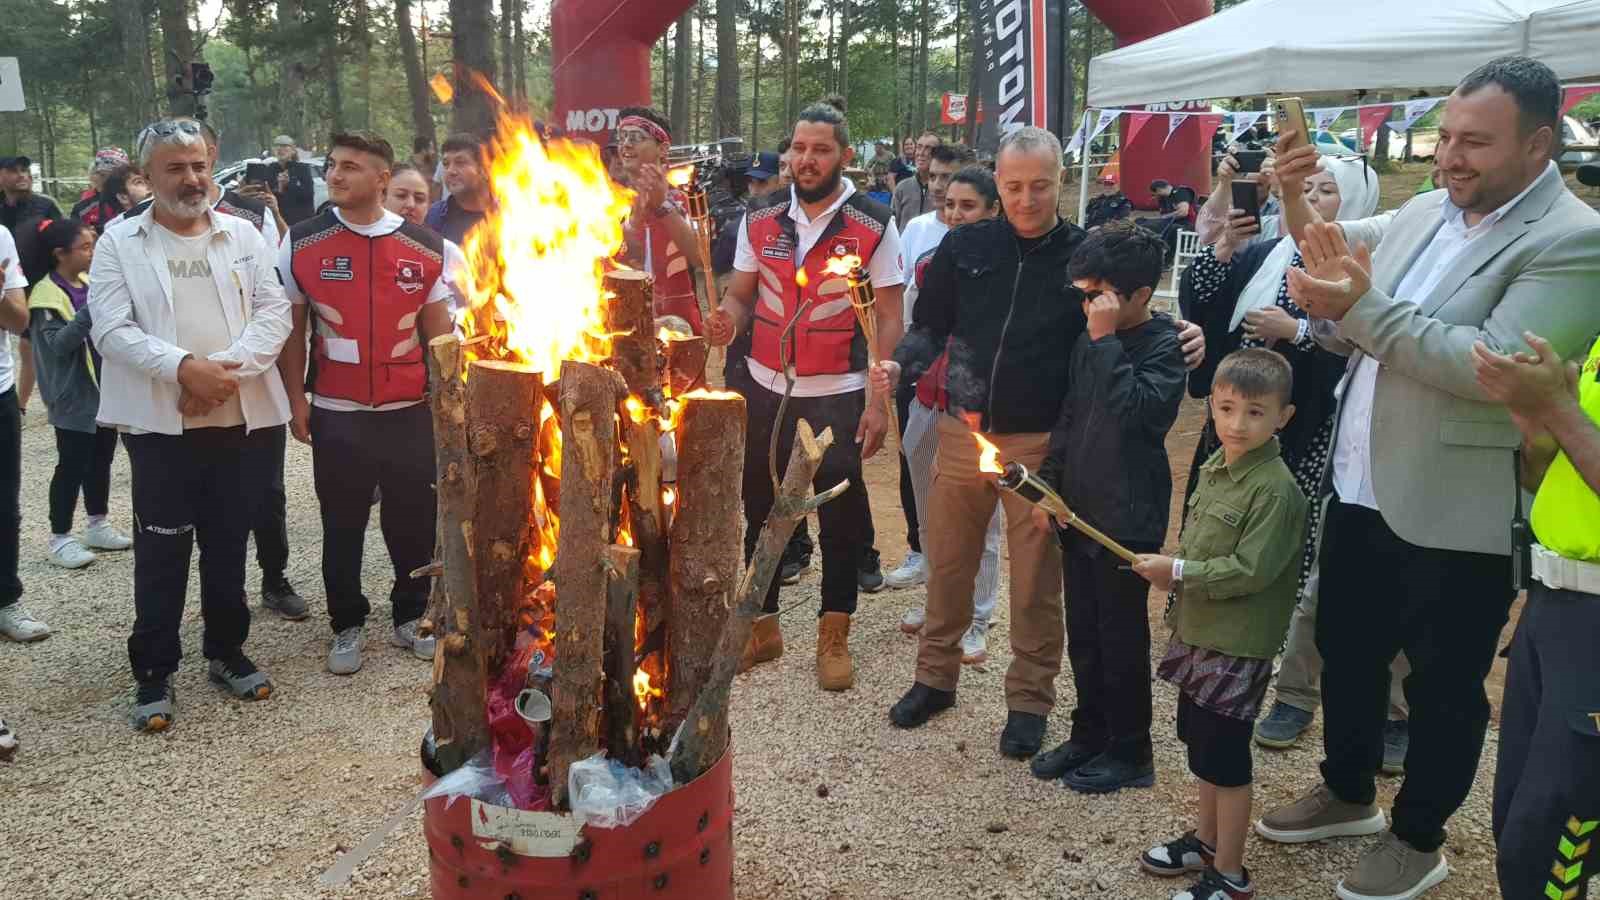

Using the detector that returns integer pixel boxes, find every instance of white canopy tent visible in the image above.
[1086,0,1600,108]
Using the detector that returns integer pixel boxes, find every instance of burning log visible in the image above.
[664,334,709,397]
[671,419,847,784]
[666,393,747,727]
[602,545,643,769]
[547,360,628,808]
[424,335,492,774]
[603,270,661,401]
[625,413,669,635]
[466,360,543,673]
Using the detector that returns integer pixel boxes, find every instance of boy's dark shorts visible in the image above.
[1177,693,1255,787]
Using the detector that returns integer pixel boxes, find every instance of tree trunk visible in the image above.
[117,0,158,131]
[466,361,542,674]
[500,0,516,104]
[891,13,900,142]
[965,0,981,147]
[157,0,197,116]
[837,0,850,107]
[602,271,661,401]
[671,11,692,140]
[751,5,761,149]
[277,0,308,145]
[664,336,708,398]
[512,0,527,106]
[423,336,492,775]
[354,0,373,128]
[449,0,499,134]
[602,546,643,768]
[714,0,741,140]
[1062,2,1076,145]
[324,0,345,132]
[670,419,841,783]
[666,395,746,728]
[395,0,435,147]
[1373,94,1393,171]
[917,0,930,134]
[547,361,627,809]
[785,0,799,125]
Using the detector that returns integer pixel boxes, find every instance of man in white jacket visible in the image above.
[90,119,292,734]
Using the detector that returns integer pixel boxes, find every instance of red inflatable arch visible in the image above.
[549,0,696,143]
[1081,0,1214,207]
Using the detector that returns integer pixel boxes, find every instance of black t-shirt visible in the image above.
[270,160,317,226]
[1,193,64,284]
[1159,186,1198,217]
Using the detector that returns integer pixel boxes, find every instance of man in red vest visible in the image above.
[706,96,904,692]
[276,132,455,676]
[612,107,706,332]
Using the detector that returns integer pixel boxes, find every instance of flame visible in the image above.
[823,254,864,278]
[633,668,664,711]
[623,396,649,425]
[662,486,677,506]
[458,118,635,375]
[666,165,695,188]
[974,433,1004,475]
[795,268,809,289]
[429,72,454,104]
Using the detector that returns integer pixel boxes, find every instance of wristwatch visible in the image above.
[649,202,673,220]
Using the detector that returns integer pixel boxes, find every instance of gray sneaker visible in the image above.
[391,620,435,660]
[1254,701,1315,748]
[1381,719,1409,775]
[328,626,366,675]
[1256,783,1388,844]
[0,604,51,642]
[1336,832,1449,900]
[960,619,988,665]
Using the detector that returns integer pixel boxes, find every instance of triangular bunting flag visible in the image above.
[1562,85,1600,116]
[1388,97,1442,134]
[1196,114,1225,148]
[1314,107,1347,132]
[1356,105,1394,145]
[1164,112,1191,146]
[1231,109,1264,141]
[1125,113,1156,147]
[1086,109,1121,146]
[1064,111,1089,156]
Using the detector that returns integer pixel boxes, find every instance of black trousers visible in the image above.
[1316,501,1513,852]
[123,425,274,682]
[1064,538,1157,764]
[0,390,20,609]
[742,384,871,616]
[49,426,116,535]
[310,404,435,633]
[1493,582,1600,900]
[251,422,289,582]
[896,382,920,555]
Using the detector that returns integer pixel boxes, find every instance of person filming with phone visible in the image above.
[264,135,316,226]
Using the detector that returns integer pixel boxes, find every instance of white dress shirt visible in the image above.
[0,226,26,394]
[898,210,949,325]
[1331,163,1554,509]
[732,180,904,397]
[89,204,292,436]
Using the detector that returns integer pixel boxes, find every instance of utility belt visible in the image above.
[1531,544,1600,596]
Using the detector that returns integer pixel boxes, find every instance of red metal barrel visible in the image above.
[424,750,734,900]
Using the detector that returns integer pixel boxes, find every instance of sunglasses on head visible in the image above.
[136,120,206,154]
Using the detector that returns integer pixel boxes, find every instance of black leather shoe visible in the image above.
[261,577,309,621]
[889,683,955,728]
[1030,739,1103,780]
[1061,752,1156,794]
[998,711,1047,759]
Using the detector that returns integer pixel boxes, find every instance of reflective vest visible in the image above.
[746,192,889,376]
[289,211,444,407]
[1530,334,1600,562]
[623,191,702,334]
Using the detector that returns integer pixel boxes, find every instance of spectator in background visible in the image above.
[0,239,40,644]
[0,154,60,417]
[867,163,892,206]
[70,148,132,234]
[611,107,705,332]
[411,135,441,202]
[1138,179,1197,260]
[268,135,317,226]
[426,133,491,245]
[778,141,794,189]
[385,163,470,313]
[1197,151,1282,248]
[102,167,152,215]
[26,218,133,570]
[892,132,944,227]
[891,136,917,188]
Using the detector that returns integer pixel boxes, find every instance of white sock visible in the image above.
[49,534,73,553]
[1218,869,1246,885]
[87,515,109,528]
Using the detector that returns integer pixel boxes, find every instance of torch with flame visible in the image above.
[823,255,899,436]
[972,433,1140,563]
[667,165,718,332]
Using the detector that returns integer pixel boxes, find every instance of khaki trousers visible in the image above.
[917,417,1064,714]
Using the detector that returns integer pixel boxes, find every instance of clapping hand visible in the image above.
[1285,222,1372,321]
[1471,332,1581,439]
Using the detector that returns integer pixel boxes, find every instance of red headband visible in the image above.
[37,218,53,234]
[618,115,670,146]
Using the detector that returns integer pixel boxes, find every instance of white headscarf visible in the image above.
[1229,155,1379,332]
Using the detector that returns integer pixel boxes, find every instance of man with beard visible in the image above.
[705,96,904,692]
[266,135,317,226]
[612,107,706,332]
[426,134,491,246]
[89,118,292,732]
[278,132,455,676]
[882,127,1206,759]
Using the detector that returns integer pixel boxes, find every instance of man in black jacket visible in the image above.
[268,135,317,225]
[882,127,1204,759]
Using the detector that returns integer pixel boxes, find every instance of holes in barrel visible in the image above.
[654,874,669,890]
[644,841,661,859]
[700,848,711,866]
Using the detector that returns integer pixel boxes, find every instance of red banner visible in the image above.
[1124,112,1155,147]
[940,93,985,125]
[1195,114,1224,149]
[1562,85,1600,117]
[1356,105,1394,146]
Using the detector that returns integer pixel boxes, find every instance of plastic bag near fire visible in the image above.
[567,751,675,828]
[420,750,515,810]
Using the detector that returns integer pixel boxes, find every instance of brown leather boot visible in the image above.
[816,612,854,691]
[738,614,784,673]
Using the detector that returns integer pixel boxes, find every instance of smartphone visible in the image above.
[1234,149,1268,174]
[1230,180,1259,214]
[1274,97,1310,151]
[245,162,274,187]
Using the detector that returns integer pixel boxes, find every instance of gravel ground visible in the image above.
[0,398,1514,899]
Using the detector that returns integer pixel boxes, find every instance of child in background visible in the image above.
[1031,223,1187,795]
[28,218,133,570]
[1130,348,1308,900]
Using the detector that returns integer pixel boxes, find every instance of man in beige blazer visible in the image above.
[1249,56,1600,900]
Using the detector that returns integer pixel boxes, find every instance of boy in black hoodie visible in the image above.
[1031,223,1187,794]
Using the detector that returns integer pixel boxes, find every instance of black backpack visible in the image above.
[1084,191,1134,230]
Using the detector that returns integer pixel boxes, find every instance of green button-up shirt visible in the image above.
[1174,437,1309,660]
